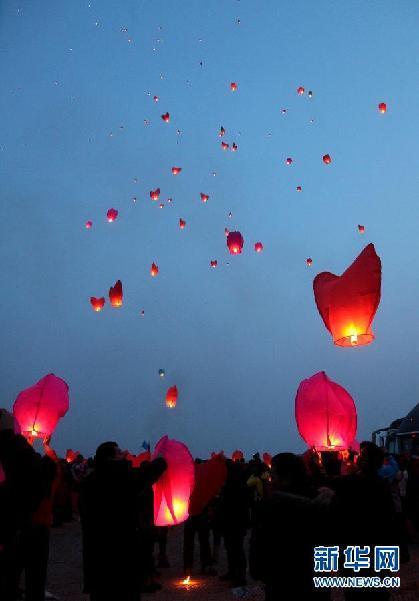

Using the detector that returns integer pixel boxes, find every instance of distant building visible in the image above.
[372,402,419,454]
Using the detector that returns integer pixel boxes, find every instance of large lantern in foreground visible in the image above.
[152,435,195,527]
[13,374,69,439]
[295,371,357,451]
[313,243,381,347]
[227,231,244,255]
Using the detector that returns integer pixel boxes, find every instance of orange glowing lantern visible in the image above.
[161,112,170,122]
[200,193,209,203]
[306,258,313,266]
[165,385,178,408]
[221,142,229,150]
[179,218,186,229]
[107,208,118,222]
[322,154,332,165]
[230,82,238,91]
[295,371,357,451]
[172,166,182,175]
[90,297,105,312]
[358,224,365,234]
[297,86,305,95]
[151,263,159,277]
[13,374,70,440]
[313,243,381,347]
[286,157,293,165]
[152,435,195,527]
[210,260,218,268]
[109,280,123,307]
[254,242,263,253]
[227,231,244,255]
[85,220,93,229]
[150,188,160,201]
[378,102,387,114]
[232,449,244,462]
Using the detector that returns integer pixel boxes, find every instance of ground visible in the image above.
[47,521,419,601]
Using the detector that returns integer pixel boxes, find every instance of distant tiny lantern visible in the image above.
[107,208,118,222]
[296,185,302,192]
[227,231,244,255]
[151,263,159,277]
[263,452,272,468]
[200,192,209,203]
[90,297,105,312]
[306,257,313,266]
[232,450,244,462]
[378,102,387,114]
[221,142,229,150]
[281,108,287,114]
[297,86,305,95]
[109,280,123,307]
[322,154,332,165]
[286,157,293,165]
[230,82,238,91]
[358,224,365,234]
[150,188,160,201]
[219,126,226,137]
[313,243,381,347]
[210,260,218,268]
[165,385,178,408]
[254,242,263,253]
[85,220,93,229]
[179,218,186,229]
[295,371,357,451]
[308,90,313,98]
[153,95,159,102]
[224,227,230,237]
[159,369,165,378]
[172,166,182,175]
[231,142,238,152]
[161,112,170,122]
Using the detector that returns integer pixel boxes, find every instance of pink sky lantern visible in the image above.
[295,371,357,451]
[13,374,69,439]
[106,208,118,222]
[189,453,227,517]
[152,435,195,527]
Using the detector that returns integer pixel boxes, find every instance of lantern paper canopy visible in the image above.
[306,258,313,266]
[262,452,272,468]
[286,157,293,165]
[227,231,244,255]
[232,449,244,462]
[189,454,227,517]
[165,385,178,408]
[232,142,238,152]
[150,188,160,201]
[297,86,305,95]
[107,208,118,222]
[358,224,365,234]
[230,82,238,91]
[85,220,93,229]
[172,167,182,175]
[152,435,195,527]
[254,242,263,253]
[313,243,381,347]
[219,126,226,137]
[221,142,229,150]
[161,112,170,122]
[378,102,387,114]
[179,218,186,229]
[322,154,332,165]
[90,297,105,312]
[210,260,218,268]
[151,263,159,277]
[200,193,209,203]
[109,280,123,307]
[159,368,165,378]
[295,371,357,451]
[13,374,69,439]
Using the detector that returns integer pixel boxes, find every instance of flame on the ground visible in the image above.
[182,576,191,586]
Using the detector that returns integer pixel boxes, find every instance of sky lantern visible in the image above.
[358,224,365,234]
[286,157,293,165]
[172,166,182,175]
[106,208,118,222]
[189,454,227,517]
[322,154,332,165]
[378,102,387,114]
[165,385,178,408]
[151,263,159,277]
[295,371,357,451]
[262,452,272,468]
[179,218,186,229]
[221,142,229,150]
[296,185,302,192]
[231,142,238,152]
[161,112,170,122]
[210,259,218,268]
[232,449,244,462]
[108,280,123,307]
[230,82,238,91]
[224,228,230,237]
[90,297,105,312]
[152,435,195,527]
[153,95,159,102]
[313,243,381,347]
[140,309,145,317]
[306,257,313,266]
[200,193,209,203]
[227,231,244,255]
[150,188,160,201]
[308,90,313,98]
[297,86,305,95]
[159,369,165,378]
[85,220,93,229]
[254,242,263,253]
[219,126,225,137]
[13,374,70,440]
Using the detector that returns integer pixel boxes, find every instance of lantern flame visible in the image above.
[182,576,191,586]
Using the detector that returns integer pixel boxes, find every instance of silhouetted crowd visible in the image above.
[1,407,419,601]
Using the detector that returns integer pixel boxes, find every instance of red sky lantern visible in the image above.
[161,112,170,122]
[90,297,105,312]
[107,208,118,222]
[313,243,381,347]
[153,95,159,102]
[150,188,160,201]
[200,193,209,203]
[306,257,313,266]
[172,166,182,175]
[165,385,178,409]
[230,82,238,91]
[286,157,293,165]
[227,231,244,255]
[232,449,244,462]
[262,452,272,468]
[152,435,195,527]
[85,220,93,229]
[221,142,229,150]
[13,374,69,440]
[159,203,164,209]
[179,218,186,229]
[231,142,238,152]
[254,242,263,253]
[219,126,225,137]
[189,454,227,517]
[151,262,159,277]
[322,154,332,165]
[210,259,218,268]
[358,224,365,234]
[378,102,387,114]
[297,86,305,95]
[295,371,357,451]
[109,280,123,307]
[296,185,302,192]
